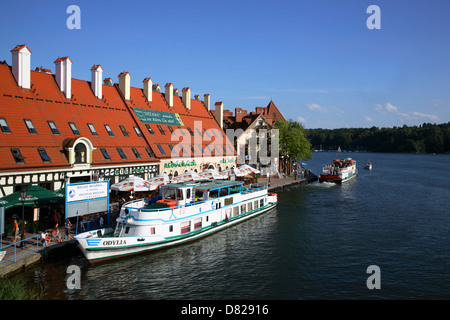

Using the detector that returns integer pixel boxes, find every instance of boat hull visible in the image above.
[76,202,277,263]
[319,170,358,184]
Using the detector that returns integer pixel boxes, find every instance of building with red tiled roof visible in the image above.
[211,100,286,175]
[0,44,236,199]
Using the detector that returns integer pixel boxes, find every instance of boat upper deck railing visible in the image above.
[122,183,269,213]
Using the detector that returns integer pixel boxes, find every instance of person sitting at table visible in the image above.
[52,225,62,243]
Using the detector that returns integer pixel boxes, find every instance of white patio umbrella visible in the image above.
[147,173,170,191]
[220,167,246,178]
[238,164,260,175]
[111,176,153,192]
[199,169,226,180]
[172,170,202,183]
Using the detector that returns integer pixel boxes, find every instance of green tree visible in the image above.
[274,120,312,161]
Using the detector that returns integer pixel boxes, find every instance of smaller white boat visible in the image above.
[364,160,372,170]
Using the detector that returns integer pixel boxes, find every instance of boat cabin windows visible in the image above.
[209,190,219,199]
[194,189,204,202]
[194,218,202,230]
[163,188,183,200]
[181,221,191,234]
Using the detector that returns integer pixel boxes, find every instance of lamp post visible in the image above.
[20,188,27,246]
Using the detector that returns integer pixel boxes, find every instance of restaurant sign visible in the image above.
[164,160,196,168]
[133,108,184,126]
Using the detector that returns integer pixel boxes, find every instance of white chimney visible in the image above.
[143,77,153,102]
[204,94,211,111]
[118,72,131,100]
[215,102,224,129]
[182,87,191,110]
[11,44,32,89]
[165,83,173,107]
[54,56,72,99]
[90,64,103,99]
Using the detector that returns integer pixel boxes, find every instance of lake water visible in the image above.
[15,152,450,300]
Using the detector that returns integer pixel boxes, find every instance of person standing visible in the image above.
[12,219,19,242]
[65,219,73,240]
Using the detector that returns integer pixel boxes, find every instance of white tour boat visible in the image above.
[319,158,358,184]
[75,179,278,263]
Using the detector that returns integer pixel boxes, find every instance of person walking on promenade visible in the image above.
[65,219,73,240]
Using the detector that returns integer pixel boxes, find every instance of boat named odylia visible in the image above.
[319,158,358,184]
[75,179,278,263]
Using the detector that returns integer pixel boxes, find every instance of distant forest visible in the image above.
[306,122,450,154]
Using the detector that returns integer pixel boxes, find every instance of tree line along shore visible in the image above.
[306,122,450,154]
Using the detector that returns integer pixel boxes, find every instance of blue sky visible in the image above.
[1,0,450,129]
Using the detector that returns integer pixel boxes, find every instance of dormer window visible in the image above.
[64,137,95,167]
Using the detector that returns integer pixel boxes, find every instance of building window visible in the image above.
[74,143,87,163]
[133,126,143,138]
[69,122,80,135]
[197,144,203,154]
[24,119,37,134]
[145,124,155,135]
[117,148,127,159]
[145,147,156,158]
[157,144,166,155]
[132,147,141,159]
[37,148,51,162]
[273,112,277,118]
[87,123,98,136]
[47,121,59,134]
[157,125,166,135]
[187,127,194,136]
[11,148,25,164]
[178,127,186,136]
[104,124,114,136]
[195,128,202,137]
[1,117,12,133]
[100,148,111,160]
[168,126,174,134]
[119,125,130,137]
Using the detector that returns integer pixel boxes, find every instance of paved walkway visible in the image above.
[0,225,75,277]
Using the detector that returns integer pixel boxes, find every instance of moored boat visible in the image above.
[75,179,277,263]
[364,160,372,170]
[319,158,358,184]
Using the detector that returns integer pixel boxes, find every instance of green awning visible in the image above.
[0,185,64,210]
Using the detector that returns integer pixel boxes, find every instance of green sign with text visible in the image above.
[133,108,184,126]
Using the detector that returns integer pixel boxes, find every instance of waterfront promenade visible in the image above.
[0,173,317,278]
